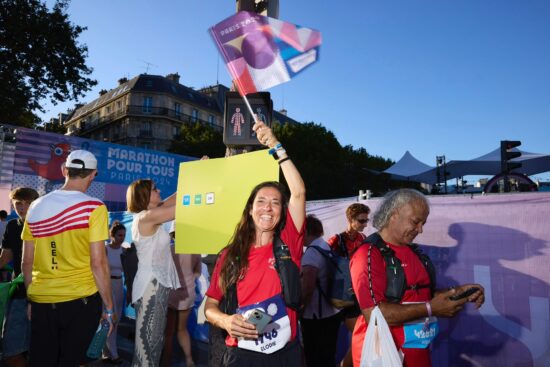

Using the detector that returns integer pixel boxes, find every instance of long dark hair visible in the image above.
[219,181,289,293]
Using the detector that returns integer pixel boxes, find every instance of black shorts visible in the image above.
[29,293,102,367]
[221,339,303,367]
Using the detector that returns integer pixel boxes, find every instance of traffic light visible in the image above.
[223,91,273,146]
[500,140,522,174]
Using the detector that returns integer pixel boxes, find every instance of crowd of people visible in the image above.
[0,120,486,367]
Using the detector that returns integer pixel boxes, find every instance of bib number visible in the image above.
[402,316,439,349]
[237,294,291,354]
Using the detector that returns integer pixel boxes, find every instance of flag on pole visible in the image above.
[210,11,322,96]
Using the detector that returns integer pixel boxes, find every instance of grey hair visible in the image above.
[372,189,429,230]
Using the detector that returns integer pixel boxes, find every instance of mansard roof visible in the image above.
[70,74,221,121]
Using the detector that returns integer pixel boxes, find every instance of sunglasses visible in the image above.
[357,218,369,224]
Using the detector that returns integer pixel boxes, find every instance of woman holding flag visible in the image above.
[204,120,306,366]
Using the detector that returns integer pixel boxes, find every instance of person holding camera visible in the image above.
[204,120,306,367]
[350,189,485,367]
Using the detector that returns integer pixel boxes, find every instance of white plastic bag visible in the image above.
[360,306,403,367]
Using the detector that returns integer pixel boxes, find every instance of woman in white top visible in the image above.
[102,221,126,364]
[126,180,180,366]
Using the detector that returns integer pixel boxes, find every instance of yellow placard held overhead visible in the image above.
[175,150,278,254]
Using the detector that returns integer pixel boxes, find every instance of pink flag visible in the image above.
[210,11,322,96]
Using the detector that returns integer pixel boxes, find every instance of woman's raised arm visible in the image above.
[254,121,306,229]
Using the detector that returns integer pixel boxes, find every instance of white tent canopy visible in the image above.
[382,151,434,180]
[385,148,550,185]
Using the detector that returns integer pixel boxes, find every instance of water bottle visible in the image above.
[86,319,110,359]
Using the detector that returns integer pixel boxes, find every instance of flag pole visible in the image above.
[239,90,260,125]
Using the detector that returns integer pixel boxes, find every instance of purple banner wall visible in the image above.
[308,192,550,367]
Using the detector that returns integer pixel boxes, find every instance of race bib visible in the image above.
[401,302,439,349]
[402,316,439,349]
[236,294,291,354]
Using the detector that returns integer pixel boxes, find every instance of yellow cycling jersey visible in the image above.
[22,190,108,303]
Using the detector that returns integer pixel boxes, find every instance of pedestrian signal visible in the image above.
[223,92,272,146]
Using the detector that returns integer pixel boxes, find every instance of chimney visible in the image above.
[279,108,287,116]
[166,73,180,84]
[118,77,128,85]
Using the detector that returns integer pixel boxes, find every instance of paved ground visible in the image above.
[87,318,209,367]
[0,314,209,367]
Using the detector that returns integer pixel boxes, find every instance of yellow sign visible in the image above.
[175,150,279,254]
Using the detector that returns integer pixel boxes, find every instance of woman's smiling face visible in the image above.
[250,186,283,232]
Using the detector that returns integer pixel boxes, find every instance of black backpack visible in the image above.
[307,242,355,309]
[364,232,436,303]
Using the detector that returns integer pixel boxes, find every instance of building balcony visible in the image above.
[126,105,222,132]
[68,105,223,136]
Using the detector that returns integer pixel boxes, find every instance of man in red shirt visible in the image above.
[350,189,485,367]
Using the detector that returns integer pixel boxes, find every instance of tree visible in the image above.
[0,0,96,127]
[274,121,399,200]
[169,122,226,158]
[274,122,350,200]
[169,119,402,200]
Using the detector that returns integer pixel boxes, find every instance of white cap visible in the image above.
[65,150,97,170]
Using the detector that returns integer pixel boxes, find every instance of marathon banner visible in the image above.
[11,127,195,211]
[308,192,550,367]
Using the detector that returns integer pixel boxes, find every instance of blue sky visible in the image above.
[40,0,550,181]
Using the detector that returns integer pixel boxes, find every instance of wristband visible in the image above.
[104,308,114,315]
[425,301,432,317]
[278,157,290,165]
[274,148,286,159]
[423,301,432,331]
[268,143,284,156]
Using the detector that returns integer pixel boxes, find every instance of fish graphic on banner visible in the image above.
[210,11,322,96]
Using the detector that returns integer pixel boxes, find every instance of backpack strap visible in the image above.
[409,243,437,297]
[273,235,302,310]
[364,232,406,303]
[209,255,239,344]
[337,232,350,258]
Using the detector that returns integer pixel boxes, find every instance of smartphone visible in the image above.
[246,309,272,333]
[450,287,480,301]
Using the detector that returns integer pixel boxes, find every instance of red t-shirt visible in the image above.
[350,241,432,367]
[327,231,366,257]
[206,209,304,347]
